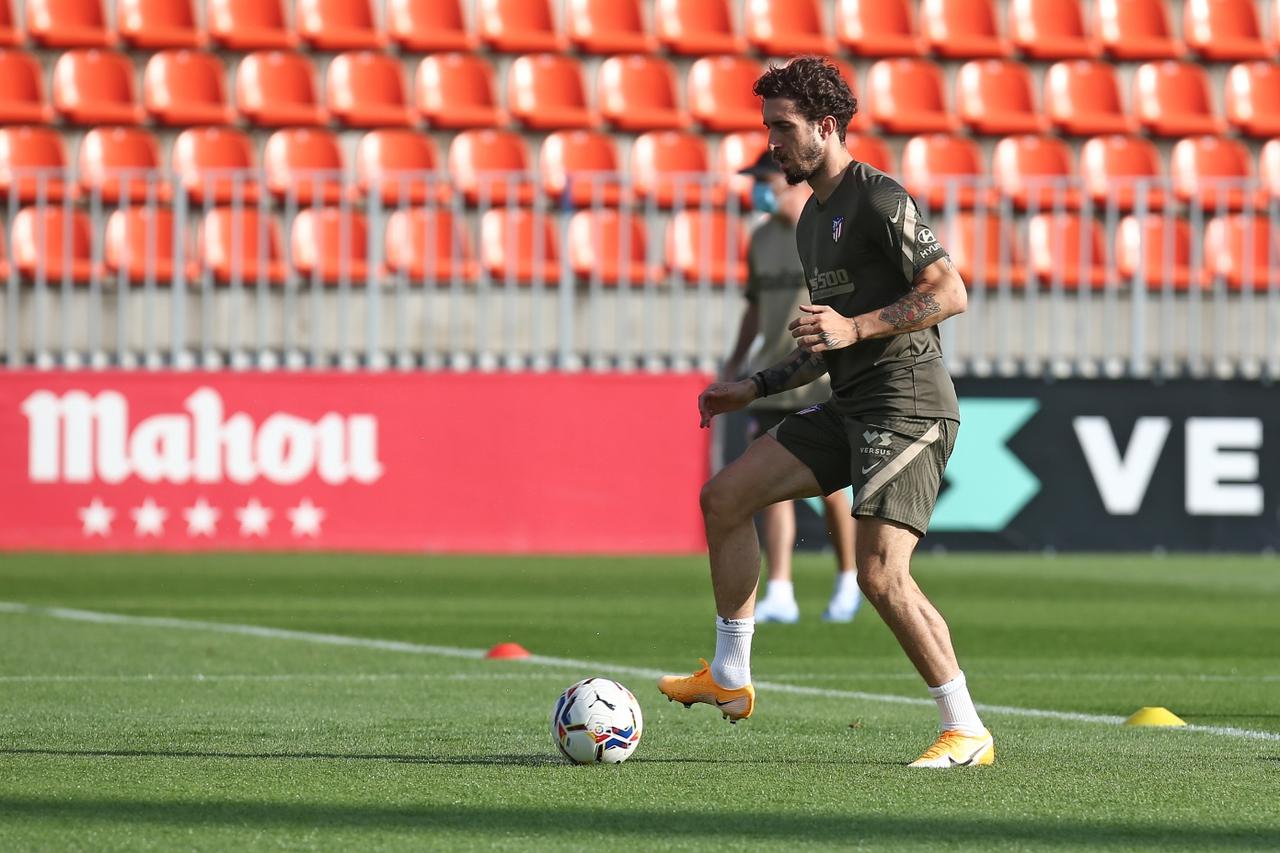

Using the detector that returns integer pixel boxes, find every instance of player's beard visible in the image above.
[782,135,826,186]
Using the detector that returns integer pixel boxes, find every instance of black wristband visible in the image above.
[750,372,769,398]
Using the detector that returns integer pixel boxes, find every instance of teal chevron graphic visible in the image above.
[931,398,1040,531]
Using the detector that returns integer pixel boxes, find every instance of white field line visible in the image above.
[2,601,1278,743]
[0,673,574,684]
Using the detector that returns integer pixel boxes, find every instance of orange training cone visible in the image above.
[486,642,531,659]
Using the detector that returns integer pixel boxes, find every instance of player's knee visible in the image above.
[699,476,746,533]
[854,557,906,605]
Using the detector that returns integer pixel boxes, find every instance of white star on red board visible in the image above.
[287,498,325,538]
[235,499,272,537]
[183,498,220,537]
[130,498,168,537]
[78,498,115,537]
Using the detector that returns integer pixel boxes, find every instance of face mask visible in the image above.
[752,182,777,214]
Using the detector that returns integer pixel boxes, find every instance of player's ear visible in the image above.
[819,114,838,141]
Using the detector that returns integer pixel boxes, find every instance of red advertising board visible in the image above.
[0,372,712,553]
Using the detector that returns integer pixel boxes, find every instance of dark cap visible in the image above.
[737,150,782,178]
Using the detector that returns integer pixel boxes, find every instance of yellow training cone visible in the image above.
[1124,707,1187,727]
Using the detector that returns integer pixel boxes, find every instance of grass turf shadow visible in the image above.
[0,795,1276,849]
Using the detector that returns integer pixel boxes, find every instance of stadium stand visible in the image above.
[207,0,294,50]
[11,206,95,282]
[117,0,202,49]
[0,49,52,122]
[383,208,477,283]
[292,208,371,284]
[900,133,986,209]
[567,209,652,285]
[355,129,448,205]
[955,59,1044,135]
[597,55,687,132]
[477,0,562,53]
[263,128,345,205]
[1225,61,1280,138]
[198,208,287,284]
[387,0,472,52]
[1026,212,1108,288]
[686,56,763,132]
[1095,0,1183,59]
[1183,0,1270,60]
[235,51,325,127]
[1007,0,1097,59]
[325,51,413,128]
[0,125,70,202]
[296,0,383,51]
[414,53,505,129]
[26,0,111,48]
[1116,214,1198,289]
[447,128,534,205]
[539,129,624,207]
[104,207,184,282]
[52,49,143,125]
[866,58,955,133]
[1043,60,1133,136]
[566,0,654,55]
[744,0,835,56]
[835,0,923,57]
[170,126,259,204]
[479,207,562,283]
[655,0,742,55]
[1078,134,1167,210]
[1170,134,1255,212]
[79,126,167,204]
[920,0,1010,58]
[142,50,232,127]
[507,53,594,130]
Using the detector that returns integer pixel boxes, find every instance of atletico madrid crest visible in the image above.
[831,216,844,242]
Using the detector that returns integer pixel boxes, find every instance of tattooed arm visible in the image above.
[696,347,827,429]
[789,256,968,353]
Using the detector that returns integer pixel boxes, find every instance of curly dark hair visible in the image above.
[752,56,858,142]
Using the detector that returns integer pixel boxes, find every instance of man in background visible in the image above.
[720,152,861,625]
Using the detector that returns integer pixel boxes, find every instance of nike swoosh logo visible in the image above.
[861,461,883,474]
[948,739,993,767]
[715,698,739,708]
[888,198,904,224]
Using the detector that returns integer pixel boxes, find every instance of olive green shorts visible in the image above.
[770,405,958,537]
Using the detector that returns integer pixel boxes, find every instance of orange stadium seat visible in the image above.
[1133,61,1223,137]
[388,0,472,51]
[1116,215,1198,290]
[236,51,324,127]
[744,0,834,56]
[993,134,1079,210]
[0,51,51,123]
[835,0,923,57]
[105,207,186,283]
[1043,60,1132,136]
[52,50,142,125]
[478,0,562,53]
[1184,0,1269,61]
[118,0,201,48]
[143,50,231,126]
[955,59,1044,135]
[507,53,593,130]
[944,212,1026,288]
[1203,214,1279,290]
[26,0,110,47]
[11,207,95,281]
[327,52,412,128]
[567,0,654,54]
[1008,0,1097,59]
[631,130,721,208]
[415,53,504,129]
[598,55,685,132]
[920,0,1009,58]
[1225,62,1280,138]
[0,126,70,202]
[1079,135,1165,211]
[355,129,447,205]
[666,210,748,287]
[171,127,258,204]
[0,1,18,46]
[1095,0,1182,59]
[687,56,764,132]
[1171,135,1253,213]
[846,133,895,174]
[263,128,344,205]
[1027,212,1107,289]
[207,0,294,50]
[720,131,766,208]
[1259,138,1280,204]
[79,126,167,204]
[540,129,623,206]
[296,0,382,50]
[819,59,868,134]
[292,209,370,284]
[655,0,742,55]
[900,134,985,210]
[448,129,535,206]
[567,209,652,286]
[199,208,287,284]
[383,208,478,283]
[479,208,562,284]
[867,59,955,134]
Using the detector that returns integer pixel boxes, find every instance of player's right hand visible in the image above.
[698,380,756,428]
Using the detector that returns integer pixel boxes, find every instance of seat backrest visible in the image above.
[296,0,379,47]
[415,53,501,126]
[1259,138,1280,197]
[172,126,256,202]
[567,209,648,282]
[200,207,283,281]
[540,129,619,199]
[356,129,442,200]
[992,134,1075,208]
[1045,59,1124,112]
[447,128,531,204]
[79,126,162,201]
[1079,134,1162,208]
[507,53,590,127]
[478,207,561,278]
[597,55,679,125]
[388,0,470,50]
[566,0,649,53]
[235,51,322,124]
[0,49,46,109]
[118,0,199,46]
[846,134,895,173]
[920,0,1005,55]
[867,58,949,125]
[143,50,228,120]
[384,208,475,279]
[1184,0,1265,54]
[27,0,109,45]
[263,128,343,200]
[478,0,560,52]
[1203,214,1277,287]
[1027,212,1105,283]
[105,207,178,279]
[1116,214,1192,283]
[1225,61,1280,134]
[1009,0,1091,54]
[52,49,138,119]
[11,206,93,278]
[1170,134,1253,210]
[0,125,67,201]
[956,59,1038,123]
[655,0,738,54]
[835,0,916,51]
[900,133,983,206]
[1134,61,1215,120]
[744,0,829,52]
[686,56,764,130]
[665,210,747,284]
[292,208,369,280]
[327,51,409,121]
[945,212,1023,285]
[631,130,709,204]
[207,0,291,48]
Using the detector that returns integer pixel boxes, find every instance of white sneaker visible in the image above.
[821,595,861,623]
[754,597,799,624]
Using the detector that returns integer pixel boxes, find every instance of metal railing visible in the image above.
[2,169,1278,380]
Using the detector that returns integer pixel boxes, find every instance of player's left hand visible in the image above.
[789,305,859,352]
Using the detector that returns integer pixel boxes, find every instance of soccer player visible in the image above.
[658,57,993,768]
[723,151,861,625]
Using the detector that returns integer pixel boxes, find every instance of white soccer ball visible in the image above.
[550,677,643,765]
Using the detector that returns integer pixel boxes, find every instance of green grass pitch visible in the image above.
[0,553,1277,851]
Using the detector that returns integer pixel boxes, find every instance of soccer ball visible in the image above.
[550,678,643,765]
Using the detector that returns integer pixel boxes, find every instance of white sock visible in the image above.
[711,616,754,689]
[764,579,794,603]
[832,570,859,604]
[927,671,985,736]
